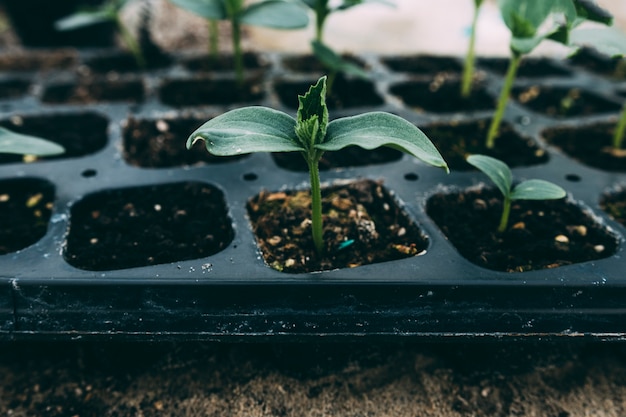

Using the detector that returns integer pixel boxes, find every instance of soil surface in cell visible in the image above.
[271,146,403,171]
[421,120,548,171]
[567,47,626,80]
[477,57,571,78]
[123,117,247,168]
[247,179,427,273]
[542,123,626,172]
[64,182,233,271]
[426,187,617,272]
[159,76,264,107]
[183,52,267,72]
[0,178,55,254]
[513,85,621,118]
[0,49,77,71]
[600,189,626,226]
[382,55,462,74]
[282,54,366,73]
[42,78,145,104]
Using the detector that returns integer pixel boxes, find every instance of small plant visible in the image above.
[55,0,146,68]
[169,0,309,86]
[466,154,566,233]
[485,0,613,149]
[0,127,64,157]
[187,76,448,255]
[460,0,484,98]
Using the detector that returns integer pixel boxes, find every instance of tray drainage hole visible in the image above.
[243,172,258,181]
[404,173,419,181]
[81,169,97,178]
[565,174,581,182]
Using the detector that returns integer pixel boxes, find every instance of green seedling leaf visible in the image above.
[311,40,369,78]
[187,107,302,155]
[466,154,512,198]
[296,76,329,147]
[240,0,309,29]
[322,112,448,172]
[569,27,626,57]
[510,179,567,200]
[0,127,65,156]
[572,0,613,25]
[168,0,226,19]
[55,10,114,30]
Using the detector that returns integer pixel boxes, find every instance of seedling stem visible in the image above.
[486,53,521,149]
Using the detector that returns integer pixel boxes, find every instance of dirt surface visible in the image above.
[1,341,626,416]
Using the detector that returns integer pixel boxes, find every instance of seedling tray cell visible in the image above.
[1,49,626,340]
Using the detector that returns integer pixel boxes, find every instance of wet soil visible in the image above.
[247,179,427,273]
[542,122,626,172]
[426,187,618,272]
[64,181,233,271]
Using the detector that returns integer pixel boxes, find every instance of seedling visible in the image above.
[169,0,309,86]
[187,76,448,255]
[0,127,65,157]
[485,0,613,149]
[55,0,146,68]
[460,0,484,98]
[466,154,566,233]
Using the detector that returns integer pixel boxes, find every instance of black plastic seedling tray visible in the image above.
[1,48,626,340]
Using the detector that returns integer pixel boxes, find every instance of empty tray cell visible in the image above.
[123,117,248,168]
[183,52,268,72]
[542,123,626,172]
[272,146,403,171]
[567,48,626,80]
[247,179,428,273]
[0,178,55,255]
[426,187,618,273]
[42,78,145,104]
[282,54,366,73]
[421,119,548,171]
[275,76,383,110]
[64,181,234,271]
[477,57,571,78]
[0,112,108,164]
[0,78,30,99]
[512,85,621,118]
[0,50,77,72]
[389,78,493,114]
[159,77,264,107]
[382,55,462,75]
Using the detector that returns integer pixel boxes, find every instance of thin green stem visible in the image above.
[209,19,219,62]
[498,196,511,233]
[325,70,336,97]
[314,0,328,43]
[461,2,481,98]
[486,53,521,149]
[307,155,324,255]
[613,102,626,149]
[231,17,244,87]
[115,15,145,69]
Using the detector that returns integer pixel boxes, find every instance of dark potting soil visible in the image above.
[64,182,233,271]
[42,78,146,104]
[388,77,494,114]
[274,75,383,110]
[421,119,548,171]
[512,85,621,118]
[542,122,626,172]
[0,49,77,72]
[382,55,462,75]
[0,112,109,164]
[477,57,571,78]
[271,146,403,171]
[426,187,618,272]
[159,76,264,107]
[567,47,626,80]
[247,179,428,273]
[281,54,366,73]
[122,117,248,168]
[84,50,172,74]
[0,178,55,255]
[183,52,268,72]
[600,189,626,226]
[0,78,30,99]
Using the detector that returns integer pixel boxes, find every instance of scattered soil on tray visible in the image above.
[421,119,548,171]
[123,117,247,168]
[159,76,264,107]
[512,85,621,118]
[0,178,55,254]
[426,187,618,272]
[247,179,427,273]
[271,146,403,172]
[64,181,233,271]
[542,122,626,172]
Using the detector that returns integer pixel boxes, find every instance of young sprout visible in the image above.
[0,127,65,157]
[466,154,566,233]
[187,76,448,255]
[461,0,484,98]
[55,0,146,68]
[169,0,309,86]
[485,0,613,149]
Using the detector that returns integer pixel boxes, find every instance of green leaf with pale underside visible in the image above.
[241,0,309,29]
[510,179,566,200]
[0,127,65,156]
[168,0,226,20]
[466,154,512,198]
[186,107,302,155]
[320,112,448,172]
